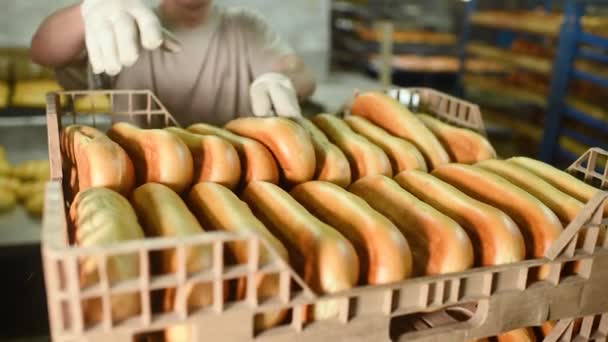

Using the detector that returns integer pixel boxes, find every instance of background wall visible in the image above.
[0,1,82,47]
[0,0,330,80]
[222,0,329,80]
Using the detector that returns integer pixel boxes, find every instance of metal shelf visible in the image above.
[331,0,461,85]
[563,105,608,135]
[467,41,608,78]
[540,1,608,162]
[478,106,592,161]
[460,0,608,163]
[572,69,608,88]
[466,42,553,74]
[470,8,608,38]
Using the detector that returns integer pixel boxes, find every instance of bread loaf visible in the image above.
[477,160,584,224]
[73,94,111,113]
[292,181,412,284]
[0,188,16,213]
[349,175,473,276]
[344,115,428,173]
[108,123,193,193]
[509,157,608,216]
[418,114,496,164]
[312,114,392,180]
[0,159,10,176]
[61,125,134,195]
[0,145,6,162]
[291,117,351,187]
[188,182,288,330]
[433,164,563,266]
[165,127,241,189]
[0,146,11,176]
[350,91,450,169]
[24,191,44,218]
[225,117,316,184]
[15,180,45,202]
[12,160,50,181]
[131,183,214,312]
[242,181,359,320]
[0,177,20,193]
[188,123,279,185]
[395,170,525,266]
[70,187,144,323]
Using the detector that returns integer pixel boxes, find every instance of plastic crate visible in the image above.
[43,89,608,342]
[544,313,608,342]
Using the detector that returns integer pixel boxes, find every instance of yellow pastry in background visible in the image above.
[11,80,63,108]
[12,160,50,181]
[24,191,44,218]
[0,177,20,193]
[74,94,111,113]
[0,161,11,177]
[0,189,16,214]
[0,81,8,108]
[0,146,47,217]
[15,181,46,202]
[0,146,10,176]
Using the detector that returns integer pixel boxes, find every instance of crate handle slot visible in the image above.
[568,148,608,190]
[389,300,489,341]
[545,148,608,260]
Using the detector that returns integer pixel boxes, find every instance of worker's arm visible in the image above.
[32,0,164,76]
[272,54,316,102]
[30,4,86,68]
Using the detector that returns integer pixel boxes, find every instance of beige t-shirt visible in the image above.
[56,5,293,126]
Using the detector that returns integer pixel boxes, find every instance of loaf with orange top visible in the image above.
[313,113,392,181]
[108,122,193,193]
[241,181,359,321]
[188,123,279,185]
[395,170,526,266]
[225,117,316,185]
[350,91,450,169]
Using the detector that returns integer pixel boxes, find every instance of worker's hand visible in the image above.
[250,73,302,118]
[81,0,163,76]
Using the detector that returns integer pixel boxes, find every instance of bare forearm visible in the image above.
[30,4,86,67]
[274,55,316,101]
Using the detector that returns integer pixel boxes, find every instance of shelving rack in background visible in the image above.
[459,0,608,165]
[541,0,608,163]
[330,1,495,93]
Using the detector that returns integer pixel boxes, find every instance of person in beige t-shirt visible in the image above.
[31,0,316,126]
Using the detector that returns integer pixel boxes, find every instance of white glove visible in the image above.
[250,73,302,118]
[81,0,163,76]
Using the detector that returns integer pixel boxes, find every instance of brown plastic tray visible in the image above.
[43,89,608,341]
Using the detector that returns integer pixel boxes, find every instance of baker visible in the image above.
[31,0,316,126]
